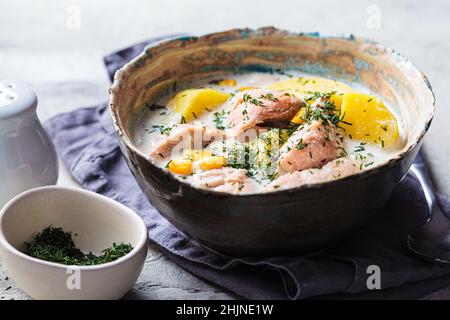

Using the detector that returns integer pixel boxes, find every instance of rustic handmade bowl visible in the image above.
[0,186,148,299]
[109,27,435,256]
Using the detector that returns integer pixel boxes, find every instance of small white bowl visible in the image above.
[0,186,148,300]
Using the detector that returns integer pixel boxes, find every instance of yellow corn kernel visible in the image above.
[167,158,193,175]
[198,156,227,171]
[239,86,257,91]
[218,79,237,87]
[291,108,306,124]
[183,149,212,161]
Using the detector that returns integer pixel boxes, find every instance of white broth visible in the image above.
[134,71,405,194]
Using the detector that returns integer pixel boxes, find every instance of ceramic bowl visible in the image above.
[0,186,148,299]
[109,27,435,256]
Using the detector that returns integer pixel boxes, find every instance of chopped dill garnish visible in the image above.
[150,125,173,134]
[299,91,351,128]
[25,226,133,266]
[243,93,264,107]
[297,77,310,85]
[224,129,292,180]
[354,142,367,153]
[267,172,279,181]
[296,138,307,150]
[274,69,294,78]
[259,93,279,102]
[213,109,230,130]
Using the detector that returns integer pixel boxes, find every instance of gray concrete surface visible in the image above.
[1,0,450,299]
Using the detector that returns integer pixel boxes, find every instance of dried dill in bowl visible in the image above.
[25,226,133,266]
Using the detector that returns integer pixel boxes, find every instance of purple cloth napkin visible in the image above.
[44,36,450,300]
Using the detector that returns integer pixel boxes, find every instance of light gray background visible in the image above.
[1,0,449,299]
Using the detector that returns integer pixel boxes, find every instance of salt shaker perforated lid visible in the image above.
[0,80,38,119]
[0,80,58,207]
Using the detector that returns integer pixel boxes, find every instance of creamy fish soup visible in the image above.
[134,71,405,194]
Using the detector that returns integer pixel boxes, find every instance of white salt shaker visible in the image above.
[0,80,58,207]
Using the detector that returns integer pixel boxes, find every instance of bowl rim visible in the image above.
[109,26,436,197]
[0,186,149,270]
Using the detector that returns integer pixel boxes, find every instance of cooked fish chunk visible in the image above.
[278,120,344,173]
[227,89,304,137]
[150,124,225,160]
[266,157,361,191]
[191,167,259,194]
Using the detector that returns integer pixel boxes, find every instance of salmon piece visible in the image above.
[150,124,225,160]
[227,89,304,137]
[278,120,344,173]
[191,167,259,194]
[266,157,361,191]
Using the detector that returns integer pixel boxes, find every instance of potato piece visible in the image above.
[339,93,400,148]
[167,158,193,175]
[267,77,353,102]
[330,94,344,110]
[198,156,227,171]
[173,89,230,122]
